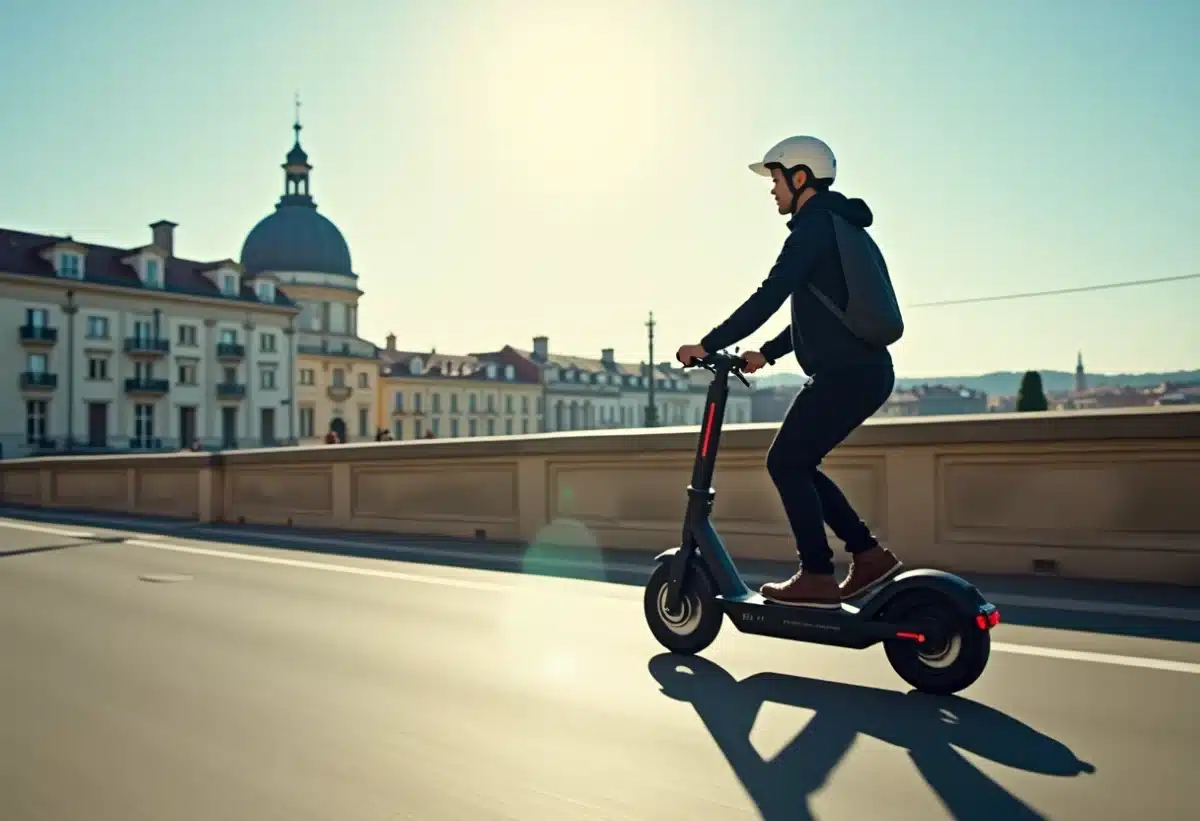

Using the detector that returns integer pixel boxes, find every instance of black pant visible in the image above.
[765,356,895,574]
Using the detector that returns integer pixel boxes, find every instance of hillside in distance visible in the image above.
[752,369,1200,397]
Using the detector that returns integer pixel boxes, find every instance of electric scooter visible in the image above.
[643,351,1000,695]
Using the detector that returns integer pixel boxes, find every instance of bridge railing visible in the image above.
[2,406,1198,586]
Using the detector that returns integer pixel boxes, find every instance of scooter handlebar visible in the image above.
[680,351,751,387]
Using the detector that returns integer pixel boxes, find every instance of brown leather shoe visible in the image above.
[760,571,841,608]
[839,546,902,600]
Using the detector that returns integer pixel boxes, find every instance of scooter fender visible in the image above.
[654,545,716,592]
[654,547,681,564]
[856,568,992,621]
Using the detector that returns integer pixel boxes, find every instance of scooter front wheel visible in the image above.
[643,560,723,654]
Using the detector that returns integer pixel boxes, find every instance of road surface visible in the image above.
[1,513,1197,820]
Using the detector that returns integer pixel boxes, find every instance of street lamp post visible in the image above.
[645,311,657,427]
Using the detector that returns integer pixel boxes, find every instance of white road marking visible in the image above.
[4,517,1200,676]
[0,521,95,539]
[123,539,507,592]
[991,643,1200,675]
[119,538,1199,677]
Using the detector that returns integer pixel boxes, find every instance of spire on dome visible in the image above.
[279,92,315,208]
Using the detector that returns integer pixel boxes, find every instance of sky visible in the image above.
[2,0,1197,378]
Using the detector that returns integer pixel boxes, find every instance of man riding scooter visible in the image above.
[676,136,904,609]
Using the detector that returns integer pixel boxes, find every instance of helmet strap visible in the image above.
[774,163,816,213]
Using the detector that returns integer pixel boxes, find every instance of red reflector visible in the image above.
[895,631,925,643]
[700,403,717,457]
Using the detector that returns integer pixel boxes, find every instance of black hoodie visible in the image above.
[700,190,893,375]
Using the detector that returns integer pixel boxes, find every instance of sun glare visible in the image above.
[465,4,692,193]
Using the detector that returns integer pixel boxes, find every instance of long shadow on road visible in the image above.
[648,653,1095,821]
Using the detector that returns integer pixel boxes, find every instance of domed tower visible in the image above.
[240,99,379,444]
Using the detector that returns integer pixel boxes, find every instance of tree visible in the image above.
[1016,370,1049,412]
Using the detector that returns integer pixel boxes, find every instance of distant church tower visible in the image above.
[1074,351,1087,393]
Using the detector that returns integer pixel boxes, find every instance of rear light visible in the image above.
[976,608,1001,630]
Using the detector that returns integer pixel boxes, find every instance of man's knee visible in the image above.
[766,440,819,484]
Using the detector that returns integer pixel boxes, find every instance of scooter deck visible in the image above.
[718,592,862,616]
[716,592,894,648]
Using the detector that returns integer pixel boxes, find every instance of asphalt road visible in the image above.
[1,515,1198,821]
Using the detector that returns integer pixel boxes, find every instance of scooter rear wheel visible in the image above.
[882,589,990,695]
[644,560,723,655]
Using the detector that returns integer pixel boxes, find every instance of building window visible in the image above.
[450,418,459,437]
[486,419,495,436]
[393,392,404,411]
[505,419,513,435]
[134,404,154,447]
[145,259,161,288]
[260,332,276,353]
[522,419,529,434]
[357,372,369,389]
[261,368,276,390]
[450,394,459,413]
[432,393,441,413]
[219,328,237,345]
[256,281,275,302]
[25,307,48,329]
[26,352,48,374]
[413,393,422,413]
[298,302,320,331]
[86,316,108,338]
[468,419,477,437]
[25,400,48,445]
[177,363,196,385]
[431,418,441,437]
[487,394,496,413]
[133,320,153,343]
[221,274,238,296]
[299,407,315,438]
[521,396,529,414]
[88,356,109,381]
[58,253,82,279]
[505,395,513,414]
[178,325,197,346]
[299,368,314,386]
[358,407,369,438]
[469,394,477,413]
[332,368,345,388]
[413,419,423,438]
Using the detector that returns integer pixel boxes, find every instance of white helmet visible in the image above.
[749,136,836,182]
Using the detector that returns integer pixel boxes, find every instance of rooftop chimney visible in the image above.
[533,335,549,360]
[150,220,177,256]
[601,348,614,365]
[385,332,396,351]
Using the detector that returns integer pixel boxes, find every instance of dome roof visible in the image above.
[239,115,354,277]
[240,206,353,276]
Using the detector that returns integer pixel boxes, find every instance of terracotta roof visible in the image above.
[0,228,296,307]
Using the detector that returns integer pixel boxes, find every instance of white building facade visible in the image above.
[1,222,300,459]
[493,337,753,434]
